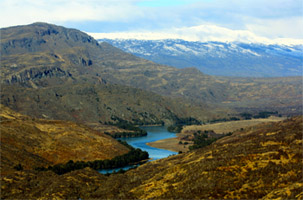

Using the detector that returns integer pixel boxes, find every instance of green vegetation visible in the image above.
[36,143,149,175]
[13,164,23,171]
[209,111,278,123]
[189,131,217,150]
[106,131,147,138]
[168,117,201,133]
[167,124,183,133]
[240,112,253,120]
[207,116,240,123]
[107,119,148,138]
[189,130,232,151]
[115,121,147,135]
[175,117,201,125]
[240,111,279,120]
[253,111,278,119]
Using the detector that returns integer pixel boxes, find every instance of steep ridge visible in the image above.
[1,117,302,199]
[0,105,129,175]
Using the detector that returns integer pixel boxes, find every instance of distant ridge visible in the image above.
[98,38,303,77]
[88,24,303,45]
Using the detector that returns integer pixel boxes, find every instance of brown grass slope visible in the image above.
[0,105,129,176]
[108,116,303,199]
[1,117,302,199]
[182,116,285,134]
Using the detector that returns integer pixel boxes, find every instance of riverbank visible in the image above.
[146,137,190,153]
[146,117,285,152]
[121,126,177,160]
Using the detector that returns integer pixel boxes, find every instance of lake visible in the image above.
[99,126,177,174]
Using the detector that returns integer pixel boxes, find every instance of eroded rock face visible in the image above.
[1,22,98,55]
[3,67,70,85]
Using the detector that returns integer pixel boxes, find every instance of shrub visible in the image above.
[14,164,23,171]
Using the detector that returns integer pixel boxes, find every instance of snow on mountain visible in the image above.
[88,24,303,46]
[97,38,302,77]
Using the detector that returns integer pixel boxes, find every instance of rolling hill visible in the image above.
[0,105,130,176]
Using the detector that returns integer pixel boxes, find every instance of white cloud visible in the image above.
[0,0,143,28]
[1,0,302,45]
[246,17,303,39]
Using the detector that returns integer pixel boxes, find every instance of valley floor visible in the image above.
[1,116,302,199]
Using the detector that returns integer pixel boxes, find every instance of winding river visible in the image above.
[99,126,177,174]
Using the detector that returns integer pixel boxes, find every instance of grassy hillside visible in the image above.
[0,105,130,176]
[1,117,302,199]
[120,117,303,199]
[182,117,285,134]
[0,82,215,125]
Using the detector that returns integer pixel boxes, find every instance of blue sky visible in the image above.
[1,0,302,44]
[136,0,201,7]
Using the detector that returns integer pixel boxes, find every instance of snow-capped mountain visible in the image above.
[98,39,302,77]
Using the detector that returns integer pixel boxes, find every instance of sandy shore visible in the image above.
[146,136,191,153]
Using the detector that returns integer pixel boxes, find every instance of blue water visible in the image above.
[98,164,140,174]
[121,126,177,160]
[99,126,177,174]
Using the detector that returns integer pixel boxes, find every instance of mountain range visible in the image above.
[0,22,214,124]
[1,22,301,126]
[98,38,303,77]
